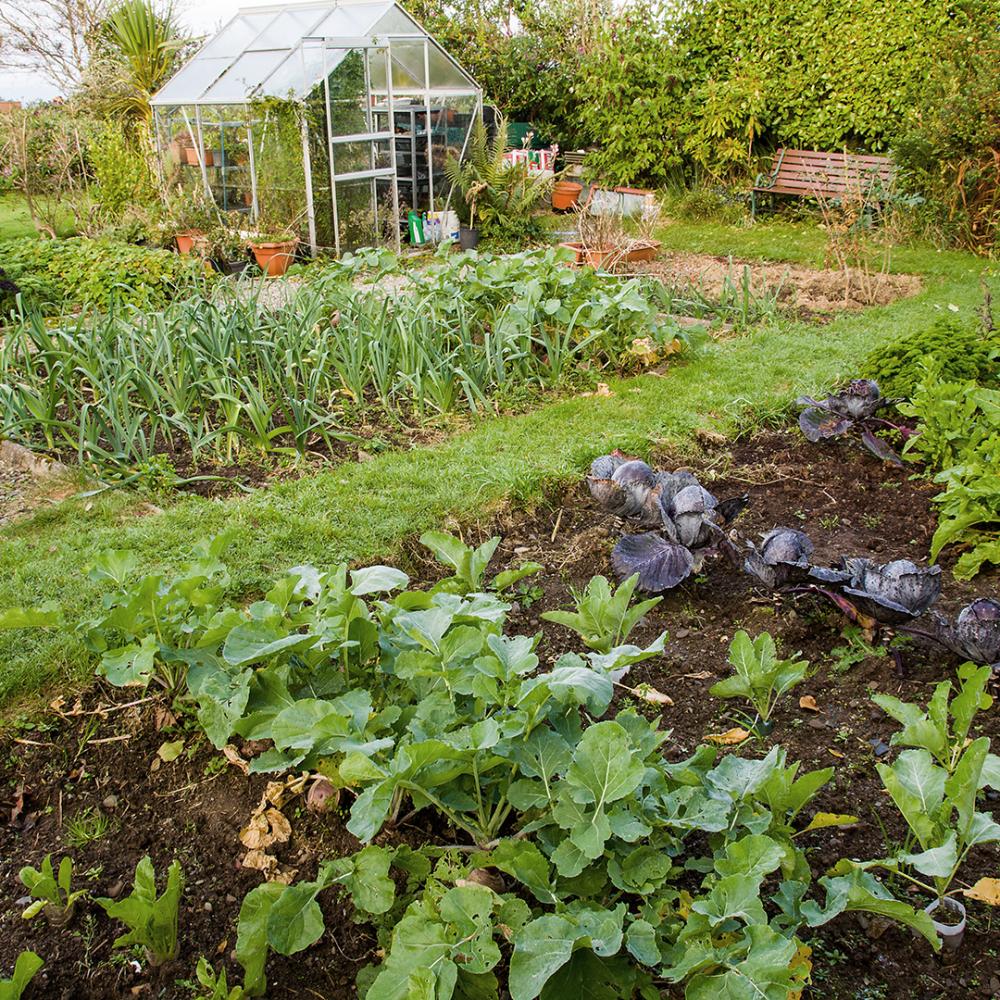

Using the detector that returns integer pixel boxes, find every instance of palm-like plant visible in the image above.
[102,0,186,125]
[444,115,551,243]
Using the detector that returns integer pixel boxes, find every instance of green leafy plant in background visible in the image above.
[541,573,661,653]
[901,366,1000,578]
[97,857,184,965]
[850,663,1000,904]
[19,854,88,923]
[419,530,542,595]
[709,631,807,735]
[444,115,553,248]
[0,236,205,316]
[0,952,43,1000]
[862,316,999,401]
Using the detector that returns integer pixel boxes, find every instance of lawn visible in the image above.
[0,192,78,240]
[0,218,989,706]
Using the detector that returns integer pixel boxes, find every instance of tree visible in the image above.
[0,0,111,90]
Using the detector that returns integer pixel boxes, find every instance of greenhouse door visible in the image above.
[322,39,399,255]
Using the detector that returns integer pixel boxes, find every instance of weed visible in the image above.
[63,807,112,847]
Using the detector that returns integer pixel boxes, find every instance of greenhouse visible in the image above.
[150,0,483,254]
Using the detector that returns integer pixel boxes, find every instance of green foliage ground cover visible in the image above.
[0,221,987,706]
[0,237,204,314]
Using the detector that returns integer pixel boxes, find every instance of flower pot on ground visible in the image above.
[552,181,583,211]
[249,236,298,277]
[174,230,203,254]
[459,226,479,250]
[182,147,200,166]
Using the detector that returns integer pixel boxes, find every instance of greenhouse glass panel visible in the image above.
[202,50,290,103]
[154,56,230,104]
[199,13,276,59]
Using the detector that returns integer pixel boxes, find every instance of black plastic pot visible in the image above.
[459,226,480,250]
[211,258,251,276]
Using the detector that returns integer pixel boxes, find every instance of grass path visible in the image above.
[0,221,989,705]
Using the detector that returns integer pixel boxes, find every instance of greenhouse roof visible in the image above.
[151,0,479,106]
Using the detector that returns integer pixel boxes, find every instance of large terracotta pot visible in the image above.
[552,181,583,211]
[175,229,203,254]
[250,239,298,277]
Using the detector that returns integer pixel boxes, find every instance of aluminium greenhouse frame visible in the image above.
[151,1,483,255]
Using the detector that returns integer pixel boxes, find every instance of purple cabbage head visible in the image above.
[744,528,814,589]
[664,484,719,549]
[942,598,1000,666]
[612,532,696,592]
[797,379,886,442]
[841,558,942,624]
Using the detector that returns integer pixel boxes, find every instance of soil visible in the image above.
[2,430,997,999]
[633,252,922,318]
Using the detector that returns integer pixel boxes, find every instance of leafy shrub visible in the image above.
[444,116,551,247]
[901,368,1000,579]
[0,237,204,315]
[893,19,1000,251]
[89,122,157,221]
[862,318,1000,400]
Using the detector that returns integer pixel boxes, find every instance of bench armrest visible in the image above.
[753,149,785,190]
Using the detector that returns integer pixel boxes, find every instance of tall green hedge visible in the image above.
[0,238,205,316]
[414,0,999,188]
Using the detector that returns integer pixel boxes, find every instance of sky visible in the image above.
[0,0,259,101]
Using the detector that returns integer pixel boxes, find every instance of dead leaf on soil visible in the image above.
[242,849,297,884]
[683,670,713,681]
[637,687,674,706]
[222,745,250,775]
[799,812,858,834]
[798,695,820,713]
[707,727,750,745]
[963,878,1000,906]
[240,807,291,851]
[827,748,845,759]
[154,705,177,731]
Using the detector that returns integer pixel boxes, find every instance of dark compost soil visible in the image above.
[2,430,997,999]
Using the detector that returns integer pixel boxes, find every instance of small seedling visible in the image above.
[19,854,88,925]
[187,958,246,1000]
[709,630,807,736]
[541,573,660,653]
[98,857,184,966]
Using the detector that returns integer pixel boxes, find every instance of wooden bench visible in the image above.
[751,148,896,218]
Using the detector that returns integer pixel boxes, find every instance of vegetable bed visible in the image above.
[1,430,996,999]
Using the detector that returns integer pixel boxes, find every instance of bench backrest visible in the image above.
[770,148,895,197]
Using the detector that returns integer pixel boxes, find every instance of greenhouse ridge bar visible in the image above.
[150,0,483,255]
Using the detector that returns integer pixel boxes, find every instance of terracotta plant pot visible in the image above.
[624,239,661,262]
[250,239,298,277]
[552,181,583,211]
[182,147,200,166]
[174,230,203,254]
[557,241,586,265]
